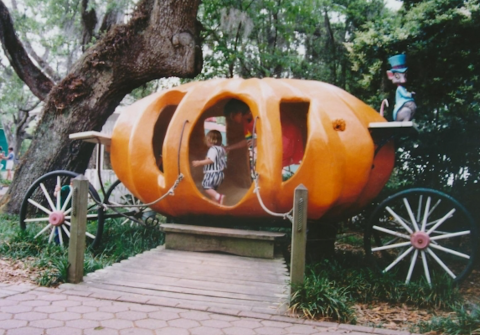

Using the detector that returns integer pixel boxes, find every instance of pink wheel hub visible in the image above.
[410,231,430,250]
[49,211,65,226]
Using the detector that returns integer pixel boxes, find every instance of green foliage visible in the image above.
[413,304,480,335]
[0,214,164,287]
[197,0,390,87]
[290,274,355,323]
[348,0,480,220]
[93,218,165,263]
[290,256,462,323]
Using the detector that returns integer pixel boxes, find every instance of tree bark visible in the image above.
[1,0,203,213]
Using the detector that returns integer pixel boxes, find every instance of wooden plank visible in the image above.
[124,247,288,271]
[165,232,276,258]
[291,184,308,286]
[161,224,286,240]
[109,261,289,283]
[81,281,281,305]
[368,121,418,140]
[118,249,289,276]
[68,176,88,284]
[89,265,289,293]
[69,131,112,147]
[69,244,290,315]
[86,268,287,296]
[368,121,414,129]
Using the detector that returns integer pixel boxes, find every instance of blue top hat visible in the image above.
[388,54,407,73]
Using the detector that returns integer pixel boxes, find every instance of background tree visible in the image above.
[0,0,202,212]
[348,0,480,219]
[198,0,388,88]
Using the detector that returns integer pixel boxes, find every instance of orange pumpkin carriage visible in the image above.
[20,78,478,285]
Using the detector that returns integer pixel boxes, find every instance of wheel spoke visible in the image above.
[386,206,413,234]
[406,249,419,284]
[367,189,478,285]
[430,230,471,240]
[421,250,431,285]
[383,246,414,273]
[61,224,71,238]
[425,216,454,230]
[416,195,423,222]
[426,209,456,235]
[40,183,56,212]
[21,171,103,248]
[60,186,73,212]
[379,236,400,247]
[58,226,64,246]
[373,225,410,240]
[34,224,53,238]
[48,226,56,243]
[426,248,456,279]
[427,199,442,221]
[372,241,412,252]
[24,217,50,223]
[28,198,52,215]
[403,198,420,232]
[56,176,61,210]
[429,243,470,259]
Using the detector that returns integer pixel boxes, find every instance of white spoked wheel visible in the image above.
[364,188,478,285]
[20,170,102,246]
[103,179,162,228]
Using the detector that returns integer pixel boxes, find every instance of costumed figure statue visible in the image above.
[386,54,417,121]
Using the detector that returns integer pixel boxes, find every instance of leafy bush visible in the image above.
[290,273,355,323]
[290,256,462,323]
[413,304,480,335]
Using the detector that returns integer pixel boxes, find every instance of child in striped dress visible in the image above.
[192,130,227,204]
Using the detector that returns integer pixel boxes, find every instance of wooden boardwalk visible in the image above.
[62,246,291,315]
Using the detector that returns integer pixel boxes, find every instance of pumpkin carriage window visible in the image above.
[280,101,308,181]
[152,105,177,172]
[188,100,252,207]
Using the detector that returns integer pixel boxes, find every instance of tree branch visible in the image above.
[0,0,54,100]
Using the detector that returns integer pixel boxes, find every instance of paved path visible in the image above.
[0,282,418,335]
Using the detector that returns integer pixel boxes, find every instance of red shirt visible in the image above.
[243,116,304,167]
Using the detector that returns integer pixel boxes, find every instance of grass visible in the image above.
[1,213,476,334]
[413,304,480,335]
[290,253,465,328]
[0,213,164,286]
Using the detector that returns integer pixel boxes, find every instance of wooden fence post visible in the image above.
[290,184,308,287]
[68,175,88,283]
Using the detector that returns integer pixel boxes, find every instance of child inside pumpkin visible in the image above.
[223,99,304,168]
[192,130,227,204]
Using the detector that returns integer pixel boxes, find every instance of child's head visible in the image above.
[205,130,223,146]
[224,99,250,123]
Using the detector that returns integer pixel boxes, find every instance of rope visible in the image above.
[178,120,189,175]
[248,116,293,222]
[101,173,184,209]
[253,173,293,222]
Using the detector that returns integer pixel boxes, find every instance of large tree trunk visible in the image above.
[2,0,203,213]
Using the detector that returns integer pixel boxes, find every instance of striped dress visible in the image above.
[202,145,227,190]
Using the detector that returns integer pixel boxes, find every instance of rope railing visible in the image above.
[101,173,184,209]
[253,173,293,222]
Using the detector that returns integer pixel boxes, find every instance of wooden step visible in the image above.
[160,224,286,259]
